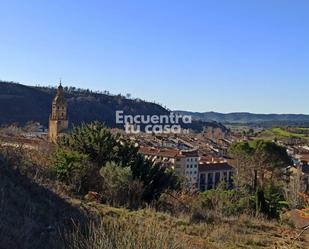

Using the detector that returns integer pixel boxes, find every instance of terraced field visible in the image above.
[259,127,309,142]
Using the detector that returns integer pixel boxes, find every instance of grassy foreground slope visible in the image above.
[67,201,309,249]
[0,147,308,249]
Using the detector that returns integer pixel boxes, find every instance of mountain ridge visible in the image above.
[175,110,309,126]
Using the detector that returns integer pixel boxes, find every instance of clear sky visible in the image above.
[0,0,308,114]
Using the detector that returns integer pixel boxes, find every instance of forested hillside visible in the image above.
[0,81,168,127]
[0,81,225,132]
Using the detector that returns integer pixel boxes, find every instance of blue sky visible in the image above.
[0,0,308,113]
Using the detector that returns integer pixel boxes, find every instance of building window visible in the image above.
[200,173,206,185]
[229,171,233,181]
[207,173,213,189]
[223,172,228,181]
[215,172,220,187]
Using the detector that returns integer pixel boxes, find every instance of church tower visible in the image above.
[48,82,69,142]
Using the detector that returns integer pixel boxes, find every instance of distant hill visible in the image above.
[0,81,225,132]
[175,111,309,127]
[0,81,168,127]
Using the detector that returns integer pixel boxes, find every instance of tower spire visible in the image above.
[49,79,68,142]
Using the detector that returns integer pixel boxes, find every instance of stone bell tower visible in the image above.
[48,81,69,142]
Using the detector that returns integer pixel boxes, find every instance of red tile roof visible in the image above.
[299,153,309,163]
[199,162,234,172]
[180,150,199,157]
[200,155,227,163]
[139,146,180,158]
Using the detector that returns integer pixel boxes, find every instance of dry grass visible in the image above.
[64,201,309,249]
[62,217,192,249]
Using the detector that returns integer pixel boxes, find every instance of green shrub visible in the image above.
[59,121,139,167]
[52,149,88,180]
[99,162,143,209]
[131,155,180,203]
[255,182,289,219]
[197,183,254,217]
[51,149,99,194]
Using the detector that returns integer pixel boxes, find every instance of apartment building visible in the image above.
[138,146,199,187]
[198,162,234,191]
[180,150,199,187]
